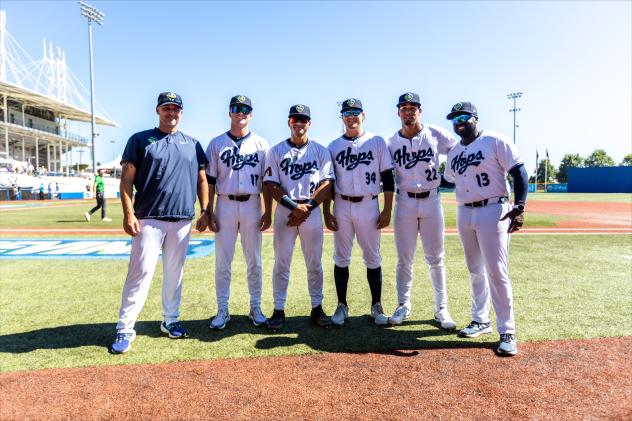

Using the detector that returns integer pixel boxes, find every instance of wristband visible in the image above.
[280,195,298,211]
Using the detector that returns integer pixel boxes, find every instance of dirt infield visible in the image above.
[1,337,630,420]
[526,200,632,228]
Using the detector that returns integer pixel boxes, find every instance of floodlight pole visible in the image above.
[79,1,104,174]
[507,92,523,144]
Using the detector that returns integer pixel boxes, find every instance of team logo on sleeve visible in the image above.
[280,158,318,180]
[392,145,434,169]
[220,147,260,170]
[450,150,485,174]
[335,147,374,170]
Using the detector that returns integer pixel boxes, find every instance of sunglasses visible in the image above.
[290,116,310,124]
[230,105,252,115]
[452,114,472,124]
[342,110,362,117]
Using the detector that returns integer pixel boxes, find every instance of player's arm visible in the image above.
[205,175,219,232]
[377,169,394,229]
[260,182,273,232]
[120,162,140,237]
[500,163,528,233]
[286,179,332,227]
[322,183,337,231]
[195,169,210,232]
[439,174,455,189]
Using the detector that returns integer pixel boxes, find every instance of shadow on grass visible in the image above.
[0,316,496,356]
[57,220,91,223]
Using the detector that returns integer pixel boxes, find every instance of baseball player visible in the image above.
[263,104,334,331]
[110,92,209,354]
[204,95,271,329]
[386,92,457,330]
[323,98,394,326]
[444,101,528,356]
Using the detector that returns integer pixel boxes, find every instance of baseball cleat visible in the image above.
[102,217,112,222]
[110,331,136,354]
[210,308,231,330]
[267,309,286,332]
[434,308,457,330]
[331,303,349,326]
[160,321,190,339]
[458,321,492,338]
[249,306,267,327]
[370,302,389,326]
[310,304,332,328]
[84,212,91,222]
[497,333,518,356]
[389,304,411,325]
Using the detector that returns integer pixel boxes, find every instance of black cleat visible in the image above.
[267,309,286,332]
[310,304,332,328]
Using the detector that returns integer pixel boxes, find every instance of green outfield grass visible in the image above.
[1,233,631,372]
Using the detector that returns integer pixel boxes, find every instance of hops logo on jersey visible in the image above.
[220,147,259,170]
[334,147,374,170]
[450,150,485,175]
[392,145,434,169]
[280,158,318,180]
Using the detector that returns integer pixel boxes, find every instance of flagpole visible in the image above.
[544,158,548,193]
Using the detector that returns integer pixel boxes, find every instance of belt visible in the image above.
[397,188,436,199]
[227,194,253,202]
[339,194,377,203]
[464,196,509,208]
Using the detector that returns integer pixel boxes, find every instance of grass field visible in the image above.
[0,194,631,373]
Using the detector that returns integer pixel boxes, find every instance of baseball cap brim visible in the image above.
[446,111,474,120]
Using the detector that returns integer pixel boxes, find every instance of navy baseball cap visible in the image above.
[397,92,421,107]
[446,102,478,120]
[230,94,252,110]
[340,98,363,112]
[288,104,311,119]
[157,92,183,109]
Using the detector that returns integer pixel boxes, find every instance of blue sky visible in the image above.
[3,1,631,174]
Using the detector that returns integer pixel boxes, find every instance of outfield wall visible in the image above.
[568,166,632,193]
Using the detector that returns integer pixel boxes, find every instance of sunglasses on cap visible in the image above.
[230,105,252,115]
[452,114,472,124]
[342,110,362,117]
[290,116,310,124]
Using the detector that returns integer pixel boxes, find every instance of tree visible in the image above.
[585,149,615,167]
[557,153,584,183]
[620,154,632,166]
[535,159,557,184]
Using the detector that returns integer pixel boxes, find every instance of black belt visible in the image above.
[228,194,253,202]
[397,188,435,199]
[339,194,377,203]
[464,196,508,208]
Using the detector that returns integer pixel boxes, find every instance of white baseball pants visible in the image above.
[116,218,192,334]
[393,192,448,312]
[213,195,263,310]
[332,196,381,269]
[456,202,516,334]
[272,205,324,310]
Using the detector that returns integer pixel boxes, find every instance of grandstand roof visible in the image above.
[1,80,118,127]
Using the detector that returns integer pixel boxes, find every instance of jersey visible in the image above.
[387,124,456,192]
[444,130,523,204]
[206,131,269,195]
[264,139,334,201]
[328,131,393,196]
[94,175,104,193]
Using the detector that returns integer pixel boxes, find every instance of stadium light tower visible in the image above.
[507,92,523,144]
[79,1,104,174]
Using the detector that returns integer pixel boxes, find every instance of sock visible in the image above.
[367,266,382,306]
[334,265,349,305]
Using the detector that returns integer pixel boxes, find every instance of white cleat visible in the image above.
[249,306,268,327]
[389,304,411,326]
[331,303,349,326]
[497,333,518,356]
[102,217,112,222]
[434,308,457,330]
[210,307,231,330]
[84,212,91,222]
[371,302,389,326]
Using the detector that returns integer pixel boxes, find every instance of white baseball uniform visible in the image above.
[444,130,522,334]
[206,131,269,311]
[387,124,456,312]
[328,131,393,269]
[264,139,334,310]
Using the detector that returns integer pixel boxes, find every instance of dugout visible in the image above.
[567,166,632,193]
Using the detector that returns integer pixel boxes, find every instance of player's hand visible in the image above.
[500,208,524,233]
[260,212,272,232]
[195,213,209,232]
[376,208,391,229]
[209,212,219,233]
[287,204,310,227]
[123,214,140,237]
[324,212,338,231]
